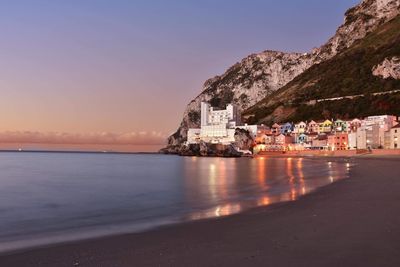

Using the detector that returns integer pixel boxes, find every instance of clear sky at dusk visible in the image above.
[0,0,360,151]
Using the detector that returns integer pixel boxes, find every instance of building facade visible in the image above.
[327,133,349,150]
[187,102,257,145]
[390,124,400,149]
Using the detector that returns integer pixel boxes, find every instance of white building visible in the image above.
[187,129,201,144]
[363,115,397,131]
[187,102,257,145]
[358,115,397,149]
[348,132,357,150]
[356,127,367,149]
[390,124,400,149]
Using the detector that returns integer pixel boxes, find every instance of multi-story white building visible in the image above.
[390,124,400,149]
[348,132,357,149]
[187,102,257,145]
[356,127,367,149]
[363,115,397,131]
[362,115,397,148]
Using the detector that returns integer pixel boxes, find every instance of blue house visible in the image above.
[280,122,294,134]
[296,133,308,144]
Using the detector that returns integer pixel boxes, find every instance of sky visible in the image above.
[0,0,360,151]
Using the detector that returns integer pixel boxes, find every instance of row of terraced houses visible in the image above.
[253,115,400,153]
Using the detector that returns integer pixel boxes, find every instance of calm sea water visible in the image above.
[0,152,350,252]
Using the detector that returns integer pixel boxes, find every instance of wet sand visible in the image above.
[1,157,400,267]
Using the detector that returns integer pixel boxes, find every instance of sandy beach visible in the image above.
[1,157,400,267]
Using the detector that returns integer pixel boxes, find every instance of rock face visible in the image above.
[174,142,242,157]
[244,14,400,125]
[166,0,400,149]
[167,51,317,146]
[314,0,400,60]
[372,57,400,79]
[161,128,254,157]
[234,128,254,152]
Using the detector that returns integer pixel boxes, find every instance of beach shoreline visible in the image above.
[1,156,400,266]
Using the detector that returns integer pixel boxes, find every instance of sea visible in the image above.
[0,152,350,253]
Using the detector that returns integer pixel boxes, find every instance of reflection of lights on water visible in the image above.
[258,156,267,189]
[302,186,306,195]
[258,196,270,206]
[215,203,242,217]
[189,203,242,220]
[290,189,297,200]
[346,162,351,172]
[297,158,306,195]
[206,160,230,201]
[186,157,348,223]
[215,206,221,217]
[286,158,296,200]
[208,163,217,201]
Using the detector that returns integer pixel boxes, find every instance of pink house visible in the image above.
[275,134,293,146]
[311,134,328,149]
[307,120,319,133]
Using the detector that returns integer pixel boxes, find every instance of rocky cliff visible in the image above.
[314,0,400,60]
[166,0,400,149]
[244,12,400,124]
[167,51,316,147]
[373,57,400,79]
[160,128,254,157]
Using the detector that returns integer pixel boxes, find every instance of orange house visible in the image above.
[327,133,349,150]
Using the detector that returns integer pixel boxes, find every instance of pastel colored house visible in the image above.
[256,125,271,135]
[311,134,328,149]
[256,134,274,145]
[333,119,348,132]
[327,133,349,150]
[307,120,319,133]
[280,122,294,134]
[275,134,293,146]
[318,120,333,133]
[294,121,307,134]
[271,123,281,135]
[295,133,309,144]
[348,118,362,132]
